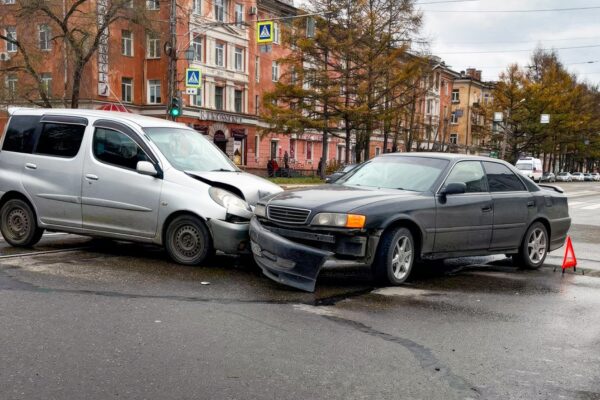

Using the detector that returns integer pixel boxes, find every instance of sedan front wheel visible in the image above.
[373,227,415,285]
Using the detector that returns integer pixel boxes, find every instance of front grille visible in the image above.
[267,205,311,225]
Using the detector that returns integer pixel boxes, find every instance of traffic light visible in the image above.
[169,97,181,118]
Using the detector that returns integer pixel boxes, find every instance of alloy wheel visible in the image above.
[391,236,413,280]
[527,228,547,264]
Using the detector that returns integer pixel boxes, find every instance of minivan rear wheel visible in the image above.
[165,215,212,266]
[0,199,44,247]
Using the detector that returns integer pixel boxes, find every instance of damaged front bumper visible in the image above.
[249,217,372,292]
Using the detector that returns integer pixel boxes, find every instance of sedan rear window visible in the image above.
[339,156,449,192]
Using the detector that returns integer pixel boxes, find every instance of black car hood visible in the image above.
[265,184,421,213]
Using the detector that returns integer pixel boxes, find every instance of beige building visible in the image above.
[448,68,494,154]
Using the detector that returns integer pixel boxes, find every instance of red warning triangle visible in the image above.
[562,236,577,270]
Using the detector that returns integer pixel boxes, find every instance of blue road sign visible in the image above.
[257,21,274,43]
[186,68,202,88]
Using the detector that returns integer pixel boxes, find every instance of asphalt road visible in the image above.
[1,182,599,400]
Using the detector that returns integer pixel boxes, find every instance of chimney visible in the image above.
[460,70,465,77]
[466,68,476,79]
[475,70,482,81]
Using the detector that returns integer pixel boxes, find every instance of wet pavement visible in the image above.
[1,182,599,399]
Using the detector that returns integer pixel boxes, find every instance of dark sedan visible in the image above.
[250,154,571,292]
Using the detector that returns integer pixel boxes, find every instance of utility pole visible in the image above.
[167,0,177,120]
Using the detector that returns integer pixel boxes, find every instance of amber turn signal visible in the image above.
[346,214,366,229]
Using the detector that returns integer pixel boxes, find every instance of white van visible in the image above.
[515,157,543,182]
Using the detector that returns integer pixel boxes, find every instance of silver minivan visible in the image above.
[0,109,282,264]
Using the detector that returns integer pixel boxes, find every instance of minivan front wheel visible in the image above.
[165,215,212,266]
[0,199,44,247]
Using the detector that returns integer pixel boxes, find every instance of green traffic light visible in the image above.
[170,108,181,117]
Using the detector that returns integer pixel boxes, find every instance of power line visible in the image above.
[421,6,600,13]
[434,35,600,46]
[416,0,478,4]
[437,44,600,55]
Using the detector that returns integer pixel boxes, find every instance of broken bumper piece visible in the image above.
[249,217,332,292]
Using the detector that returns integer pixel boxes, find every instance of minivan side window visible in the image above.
[35,123,86,158]
[93,127,150,170]
[483,162,526,192]
[2,115,42,154]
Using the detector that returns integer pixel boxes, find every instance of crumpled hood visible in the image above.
[266,184,419,213]
[186,171,282,206]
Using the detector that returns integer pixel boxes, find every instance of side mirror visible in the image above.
[136,161,158,177]
[441,182,467,196]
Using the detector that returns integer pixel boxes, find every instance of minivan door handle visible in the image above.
[25,163,37,170]
[482,205,493,213]
[527,201,535,208]
[85,174,99,181]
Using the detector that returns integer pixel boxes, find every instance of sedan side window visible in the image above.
[443,161,487,193]
[93,127,150,170]
[483,162,526,192]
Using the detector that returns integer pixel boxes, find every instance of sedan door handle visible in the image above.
[482,205,493,213]
[527,201,535,208]
[85,174,99,181]
[25,163,37,170]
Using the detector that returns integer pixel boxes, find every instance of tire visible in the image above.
[164,215,212,266]
[0,199,44,247]
[372,227,415,285]
[514,222,548,270]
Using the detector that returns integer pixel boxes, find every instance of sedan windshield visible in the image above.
[339,156,449,192]
[144,127,238,172]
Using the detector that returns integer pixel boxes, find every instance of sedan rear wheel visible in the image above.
[514,222,548,270]
[0,199,44,247]
[165,215,212,266]
[373,227,415,285]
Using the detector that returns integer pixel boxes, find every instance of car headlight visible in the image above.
[311,213,366,229]
[255,204,266,218]
[209,187,250,211]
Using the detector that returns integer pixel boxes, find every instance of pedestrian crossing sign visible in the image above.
[185,68,202,88]
[257,21,274,43]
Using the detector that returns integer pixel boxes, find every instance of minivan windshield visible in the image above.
[516,164,533,170]
[338,156,449,192]
[144,127,238,172]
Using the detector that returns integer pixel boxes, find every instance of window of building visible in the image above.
[306,141,313,161]
[234,89,243,113]
[2,115,41,154]
[121,77,133,103]
[214,86,224,110]
[38,24,51,51]
[444,161,487,193]
[146,33,161,58]
[5,74,17,99]
[215,43,224,67]
[148,80,161,104]
[3,0,16,4]
[450,112,458,124]
[273,22,280,44]
[192,36,202,62]
[234,47,243,71]
[426,99,432,114]
[306,17,315,38]
[214,0,226,22]
[375,147,381,156]
[5,26,17,53]
[272,61,279,82]
[449,133,458,144]
[255,56,260,82]
[451,89,459,103]
[255,94,259,115]
[121,30,133,57]
[41,73,51,97]
[146,0,159,10]
[192,0,201,14]
[190,90,202,107]
[254,135,259,160]
[483,162,526,192]
[93,128,150,170]
[235,3,244,26]
[35,123,85,158]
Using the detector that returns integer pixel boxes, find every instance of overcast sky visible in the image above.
[295,0,600,84]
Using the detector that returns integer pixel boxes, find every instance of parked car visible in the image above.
[572,172,585,182]
[515,157,543,182]
[250,154,571,292]
[325,164,358,183]
[540,172,556,183]
[0,109,282,265]
[556,172,573,182]
[584,173,594,182]
[592,173,600,182]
